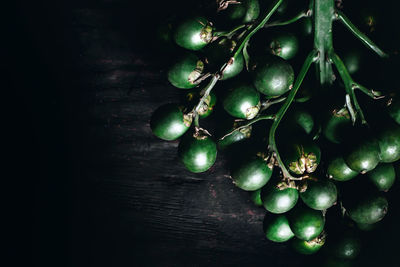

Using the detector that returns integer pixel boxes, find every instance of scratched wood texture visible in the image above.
[10,0,400,266]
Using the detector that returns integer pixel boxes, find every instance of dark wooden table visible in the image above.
[8,0,400,266]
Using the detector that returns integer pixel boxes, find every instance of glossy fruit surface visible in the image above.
[327,156,358,181]
[263,214,294,242]
[367,163,396,191]
[346,195,388,224]
[284,107,314,135]
[343,50,363,74]
[267,32,299,60]
[221,0,260,24]
[329,233,361,260]
[150,104,191,140]
[292,237,324,255]
[178,132,217,173]
[173,16,212,51]
[322,108,352,144]
[250,55,294,98]
[344,137,380,173]
[376,123,400,163]
[217,123,252,150]
[168,53,204,89]
[231,157,272,191]
[250,188,263,206]
[300,179,337,210]
[387,98,400,124]
[288,207,325,241]
[205,38,244,80]
[261,183,299,214]
[222,83,260,119]
[282,139,321,175]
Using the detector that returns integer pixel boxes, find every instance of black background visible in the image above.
[6,0,400,266]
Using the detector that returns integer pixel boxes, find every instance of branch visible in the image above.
[268,50,319,180]
[335,10,388,58]
[330,52,367,125]
[264,9,311,28]
[219,114,275,141]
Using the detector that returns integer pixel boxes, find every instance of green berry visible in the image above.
[231,156,272,191]
[168,53,204,89]
[263,214,294,242]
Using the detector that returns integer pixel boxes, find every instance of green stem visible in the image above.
[213,24,248,39]
[265,10,310,28]
[268,50,318,179]
[260,96,287,112]
[314,0,334,85]
[330,52,367,124]
[233,0,283,59]
[335,10,388,58]
[193,75,219,115]
[219,114,275,141]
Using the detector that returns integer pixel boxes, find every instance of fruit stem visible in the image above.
[314,0,334,85]
[335,10,388,58]
[192,75,219,120]
[219,114,275,141]
[233,0,284,60]
[268,50,319,180]
[265,9,311,28]
[260,96,287,112]
[213,24,248,39]
[353,82,384,100]
[329,52,367,125]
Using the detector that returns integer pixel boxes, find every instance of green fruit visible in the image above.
[284,107,314,135]
[261,182,299,214]
[222,83,260,119]
[300,179,337,210]
[178,131,217,173]
[343,51,363,75]
[150,104,192,140]
[263,214,294,242]
[282,139,321,175]
[221,0,260,24]
[327,156,358,182]
[387,98,400,124]
[292,236,325,255]
[250,55,294,98]
[231,156,272,191]
[367,163,396,191]
[300,18,312,36]
[205,38,244,81]
[288,207,325,241]
[267,32,299,60]
[344,137,380,173]
[330,234,361,260]
[322,108,352,144]
[168,53,204,89]
[376,123,400,163]
[346,195,388,224]
[217,123,252,150]
[173,16,213,51]
[250,188,263,206]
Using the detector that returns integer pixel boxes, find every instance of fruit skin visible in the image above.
[261,182,299,214]
[173,16,212,51]
[250,188,263,206]
[168,53,204,89]
[217,123,252,150]
[329,233,361,260]
[300,179,337,210]
[387,98,400,124]
[282,138,321,175]
[250,55,294,98]
[221,0,260,24]
[283,107,314,135]
[267,32,299,60]
[150,104,191,141]
[322,108,352,144]
[343,50,363,75]
[205,38,244,81]
[367,163,396,191]
[222,83,260,120]
[263,214,294,242]
[292,237,324,255]
[178,132,217,173]
[344,136,380,173]
[376,123,400,163]
[346,194,388,224]
[327,156,358,182]
[231,156,272,191]
[288,206,325,241]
